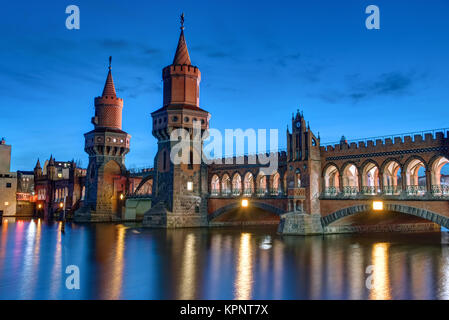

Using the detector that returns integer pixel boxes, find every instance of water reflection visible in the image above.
[179,233,197,300]
[235,233,253,300]
[370,243,391,300]
[49,222,62,299]
[0,220,448,299]
[347,243,363,300]
[108,225,126,300]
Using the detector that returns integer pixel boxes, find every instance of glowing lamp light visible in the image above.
[4,202,9,206]
[241,199,249,208]
[120,194,124,200]
[59,202,64,209]
[187,182,193,191]
[38,204,42,209]
[373,201,383,211]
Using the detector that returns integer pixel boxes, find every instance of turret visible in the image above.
[34,158,42,177]
[91,56,124,130]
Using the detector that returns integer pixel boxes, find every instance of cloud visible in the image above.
[99,39,130,49]
[312,71,425,104]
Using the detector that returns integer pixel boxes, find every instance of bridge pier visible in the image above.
[278,212,323,235]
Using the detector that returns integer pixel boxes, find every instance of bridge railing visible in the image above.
[209,188,285,198]
[322,184,449,199]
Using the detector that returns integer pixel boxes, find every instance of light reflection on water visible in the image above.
[1,218,449,300]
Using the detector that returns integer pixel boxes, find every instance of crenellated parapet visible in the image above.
[320,130,449,155]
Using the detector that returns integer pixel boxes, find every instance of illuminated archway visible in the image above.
[361,161,380,195]
[295,169,301,188]
[243,172,254,196]
[323,164,340,196]
[232,173,242,196]
[211,175,220,196]
[222,174,231,196]
[431,156,449,195]
[256,172,267,196]
[271,172,281,195]
[342,163,359,195]
[382,160,402,195]
[405,157,427,196]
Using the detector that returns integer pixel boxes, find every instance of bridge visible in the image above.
[205,127,449,233]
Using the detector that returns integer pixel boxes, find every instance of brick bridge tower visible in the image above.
[286,110,322,215]
[75,57,131,222]
[143,14,210,228]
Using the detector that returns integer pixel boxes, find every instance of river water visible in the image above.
[0,218,448,300]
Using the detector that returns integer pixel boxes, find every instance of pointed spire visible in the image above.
[49,155,55,166]
[173,13,191,65]
[35,158,41,169]
[102,56,117,97]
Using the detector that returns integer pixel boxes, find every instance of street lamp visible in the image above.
[241,199,249,208]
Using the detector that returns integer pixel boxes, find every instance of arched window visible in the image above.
[323,165,339,196]
[271,172,281,195]
[431,156,449,195]
[405,158,426,196]
[295,169,301,188]
[221,174,231,196]
[243,172,254,196]
[256,172,267,196]
[232,173,242,196]
[361,162,380,195]
[211,175,220,196]
[342,163,359,195]
[382,160,401,195]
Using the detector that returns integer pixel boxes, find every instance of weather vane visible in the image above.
[180,12,185,30]
[108,56,112,70]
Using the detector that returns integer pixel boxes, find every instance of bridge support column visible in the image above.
[378,171,384,193]
[426,169,432,194]
[338,175,344,195]
[278,212,323,235]
[401,170,407,195]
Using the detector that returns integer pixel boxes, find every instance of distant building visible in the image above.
[0,138,17,217]
[16,170,35,216]
[34,156,86,219]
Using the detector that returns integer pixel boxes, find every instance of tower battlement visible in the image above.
[163,65,201,78]
[94,96,124,105]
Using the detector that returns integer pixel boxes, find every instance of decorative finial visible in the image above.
[180,12,185,30]
[108,56,112,71]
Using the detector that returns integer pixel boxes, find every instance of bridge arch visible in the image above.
[270,171,281,195]
[321,204,449,229]
[243,171,255,196]
[256,171,267,195]
[322,163,340,195]
[360,159,381,194]
[341,161,359,194]
[231,172,242,195]
[221,173,231,195]
[381,158,402,195]
[322,162,341,177]
[380,158,403,173]
[428,155,449,194]
[208,201,286,222]
[403,156,428,194]
[134,175,153,195]
[210,174,220,194]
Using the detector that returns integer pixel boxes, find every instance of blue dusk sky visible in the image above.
[1,0,448,171]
